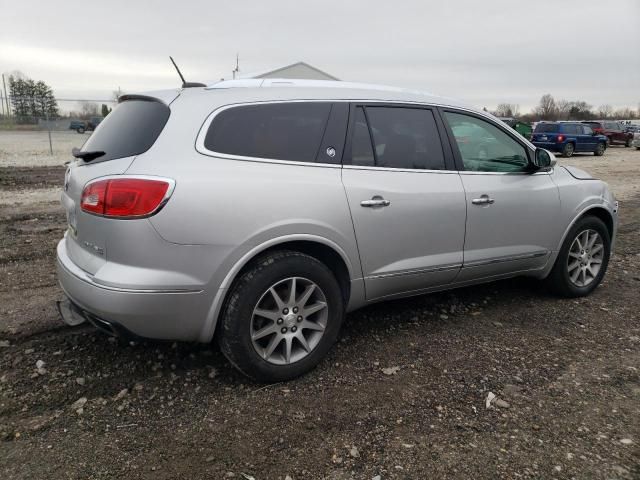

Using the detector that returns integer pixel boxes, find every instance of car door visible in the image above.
[567,123,586,152]
[580,124,596,151]
[440,109,561,281]
[341,104,466,300]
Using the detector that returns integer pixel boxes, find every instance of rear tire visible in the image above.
[218,250,344,382]
[545,215,611,297]
[562,142,575,158]
[594,142,606,156]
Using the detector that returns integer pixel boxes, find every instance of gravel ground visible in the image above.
[0,133,639,479]
[0,130,88,168]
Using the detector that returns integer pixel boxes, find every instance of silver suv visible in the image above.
[57,79,618,381]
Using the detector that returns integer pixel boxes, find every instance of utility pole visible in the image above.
[232,53,239,80]
[2,74,10,117]
[45,102,53,155]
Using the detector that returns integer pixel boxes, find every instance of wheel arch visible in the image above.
[198,235,356,342]
[558,205,615,252]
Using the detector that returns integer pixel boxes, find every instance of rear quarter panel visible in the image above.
[125,90,363,303]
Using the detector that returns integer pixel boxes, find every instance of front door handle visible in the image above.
[472,195,495,205]
[361,196,391,208]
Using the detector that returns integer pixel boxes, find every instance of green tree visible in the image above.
[101,104,112,117]
[8,74,58,121]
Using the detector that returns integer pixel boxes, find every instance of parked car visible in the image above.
[57,80,618,381]
[530,122,608,157]
[69,120,86,133]
[69,117,104,134]
[582,121,633,147]
[87,116,103,130]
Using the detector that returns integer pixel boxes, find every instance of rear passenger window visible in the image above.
[563,124,578,134]
[582,125,593,135]
[204,102,332,162]
[362,107,446,170]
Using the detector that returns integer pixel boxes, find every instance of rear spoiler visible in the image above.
[118,90,181,106]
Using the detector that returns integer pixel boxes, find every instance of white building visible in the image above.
[240,61,339,81]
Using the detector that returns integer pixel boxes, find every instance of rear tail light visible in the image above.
[81,177,173,218]
[556,135,565,142]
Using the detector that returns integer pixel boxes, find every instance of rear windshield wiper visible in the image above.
[72,147,105,162]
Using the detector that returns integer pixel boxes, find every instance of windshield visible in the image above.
[80,99,170,162]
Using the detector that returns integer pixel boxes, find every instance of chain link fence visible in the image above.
[0,98,117,156]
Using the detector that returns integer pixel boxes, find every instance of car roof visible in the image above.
[137,79,482,113]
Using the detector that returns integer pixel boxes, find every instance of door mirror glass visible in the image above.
[534,148,552,168]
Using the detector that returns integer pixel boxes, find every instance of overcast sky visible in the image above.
[1,0,639,112]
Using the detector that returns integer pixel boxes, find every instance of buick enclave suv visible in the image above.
[57,80,618,381]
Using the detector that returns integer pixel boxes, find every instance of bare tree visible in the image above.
[613,107,637,120]
[80,101,99,118]
[567,101,593,120]
[494,103,520,118]
[534,94,557,120]
[597,105,613,119]
[556,99,571,120]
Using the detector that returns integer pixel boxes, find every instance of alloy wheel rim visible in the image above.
[567,229,604,287]
[250,277,328,365]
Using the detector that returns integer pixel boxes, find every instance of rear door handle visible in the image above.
[472,195,495,205]
[361,196,391,208]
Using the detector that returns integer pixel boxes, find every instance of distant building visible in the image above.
[241,61,339,81]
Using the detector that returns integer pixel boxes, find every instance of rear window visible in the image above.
[80,99,170,162]
[534,123,558,133]
[204,102,332,162]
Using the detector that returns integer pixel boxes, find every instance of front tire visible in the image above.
[545,216,611,297]
[218,251,344,382]
[76,127,85,134]
[625,138,632,147]
[562,142,575,158]
[594,142,606,156]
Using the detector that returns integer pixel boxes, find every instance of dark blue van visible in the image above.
[531,122,607,157]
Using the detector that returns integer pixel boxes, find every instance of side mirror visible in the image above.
[533,148,555,169]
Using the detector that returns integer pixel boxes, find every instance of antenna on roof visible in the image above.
[169,56,206,88]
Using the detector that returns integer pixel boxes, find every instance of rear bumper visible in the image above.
[56,239,211,342]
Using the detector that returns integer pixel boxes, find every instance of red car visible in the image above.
[582,121,633,147]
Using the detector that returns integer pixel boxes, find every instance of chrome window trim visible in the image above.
[195,99,517,170]
[195,100,342,169]
[343,165,458,174]
[458,168,553,176]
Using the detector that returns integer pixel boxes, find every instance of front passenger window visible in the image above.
[444,112,529,173]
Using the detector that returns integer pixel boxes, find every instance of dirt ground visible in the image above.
[1,132,639,479]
